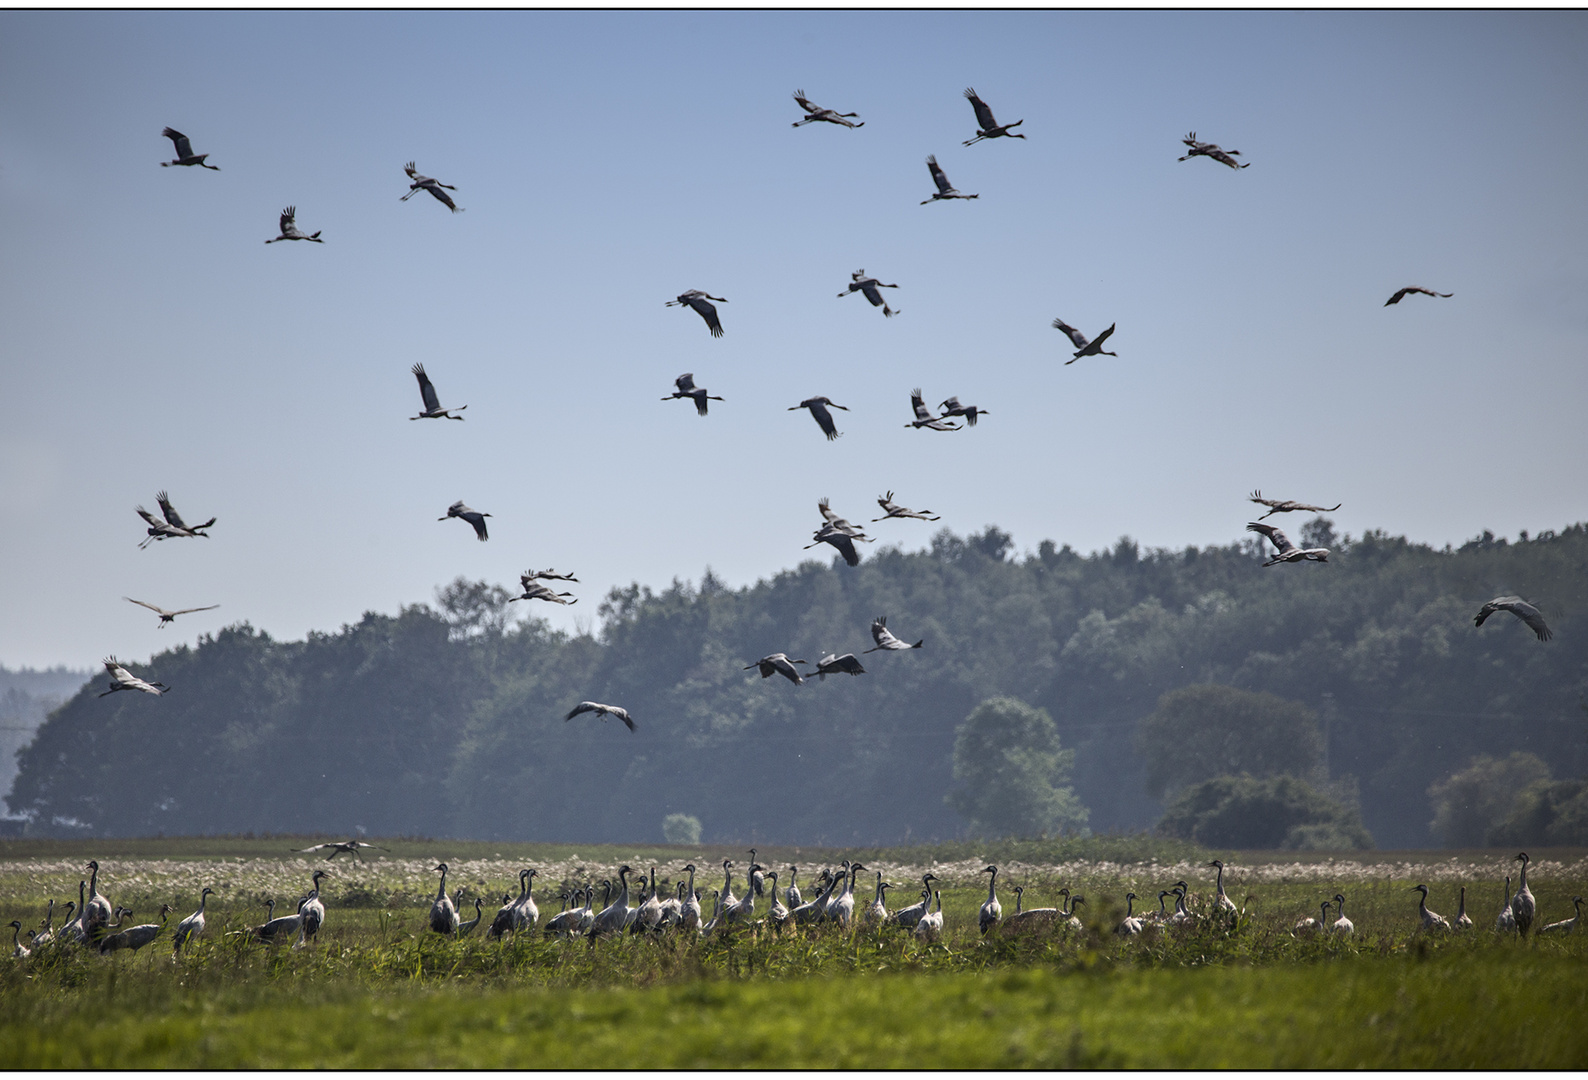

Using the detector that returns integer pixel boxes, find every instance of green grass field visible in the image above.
[2,838,1584,1067]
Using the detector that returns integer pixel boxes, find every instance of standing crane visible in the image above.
[1539,896,1582,935]
[98,657,168,697]
[864,616,922,653]
[565,701,636,732]
[1294,899,1330,936]
[410,363,466,420]
[921,155,978,205]
[438,501,491,541]
[489,872,529,939]
[589,865,634,938]
[1330,894,1354,936]
[937,396,988,427]
[791,90,863,128]
[789,396,849,441]
[400,162,463,212]
[1511,852,1536,936]
[1247,522,1330,566]
[1178,132,1249,169]
[666,290,728,338]
[1052,318,1117,363]
[872,492,939,522]
[9,920,29,959]
[429,864,459,935]
[1384,286,1452,306]
[662,373,724,417]
[1454,886,1473,931]
[914,890,944,942]
[173,887,213,953]
[264,206,323,244]
[1116,893,1145,936]
[979,865,1003,935]
[1496,876,1517,934]
[1209,860,1239,914]
[1412,884,1451,932]
[888,873,938,931]
[906,389,960,431]
[744,653,810,685]
[160,128,219,170]
[1248,490,1342,521]
[299,870,328,941]
[961,89,1025,145]
[862,874,893,927]
[99,905,172,955]
[123,597,219,629]
[838,270,900,317]
[1474,597,1552,642]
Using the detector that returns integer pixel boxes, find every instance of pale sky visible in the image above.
[2,10,1586,670]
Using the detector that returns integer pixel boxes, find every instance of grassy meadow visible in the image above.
[1,837,1585,1067]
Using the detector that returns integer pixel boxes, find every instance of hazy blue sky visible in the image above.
[2,11,1586,670]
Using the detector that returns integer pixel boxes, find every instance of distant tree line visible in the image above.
[8,521,1585,847]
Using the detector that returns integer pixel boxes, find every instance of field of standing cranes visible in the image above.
[1,837,1585,1067]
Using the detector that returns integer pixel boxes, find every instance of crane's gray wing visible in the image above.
[910,389,932,421]
[167,605,221,617]
[162,128,195,159]
[964,89,998,131]
[124,597,169,616]
[926,155,952,194]
[156,491,188,529]
[412,364,442,412]
[1051,318,1089,350]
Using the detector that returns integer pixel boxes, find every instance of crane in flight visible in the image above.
[135,491,215,549]
[666,290,728,338]
[806,523,865,567]
[1178,132,1248,169]
[1248,490,1341,520]
[160,127,219,170]
[743,654,810,685]
[921,155,978,204]
[906,389,960,431]
[1474,597,1552,642]
[99,657,167,697]
[410,364,466,420]
[1052,318,1117,363]
[123,597,219,629]
[438,501,491,541]
[864,616,923,653]
[872,492,939,522]
[566,701,636,732]
[264,206,323,244]
[1385,286,1452,306]
[401,162,463,212]
[511,572,577,606]
[812,652,866,679]
[293,840,389,863]
[938,395,988,427]
[791,90,863,128]
[662,373,724,417]
[1246,522,1329,566]
[838,270,900,318]
[789,397,848,441]
[961,89,1025,145]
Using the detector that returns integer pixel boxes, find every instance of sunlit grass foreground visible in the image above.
[1,840,1585,1067]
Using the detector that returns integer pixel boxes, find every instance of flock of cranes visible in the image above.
[98,86,1550,776]
[14,851,1577,961]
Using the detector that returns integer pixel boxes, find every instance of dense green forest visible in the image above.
[9,520,1585,847]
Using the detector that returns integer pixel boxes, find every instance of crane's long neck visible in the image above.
[687,866,696,898]
[874,873,885,904]
[43,899,54,931]
[1126,895,1135,918]
[88,866,100,900]
[197,891,208,915]
[436,868,448,900]
[1518,858,1529,891]
[616,869,630,906]
[987,869,998,904]
[1215,863,1227,898]
[1457,887,1466,919]
[1418,889,1429,917]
